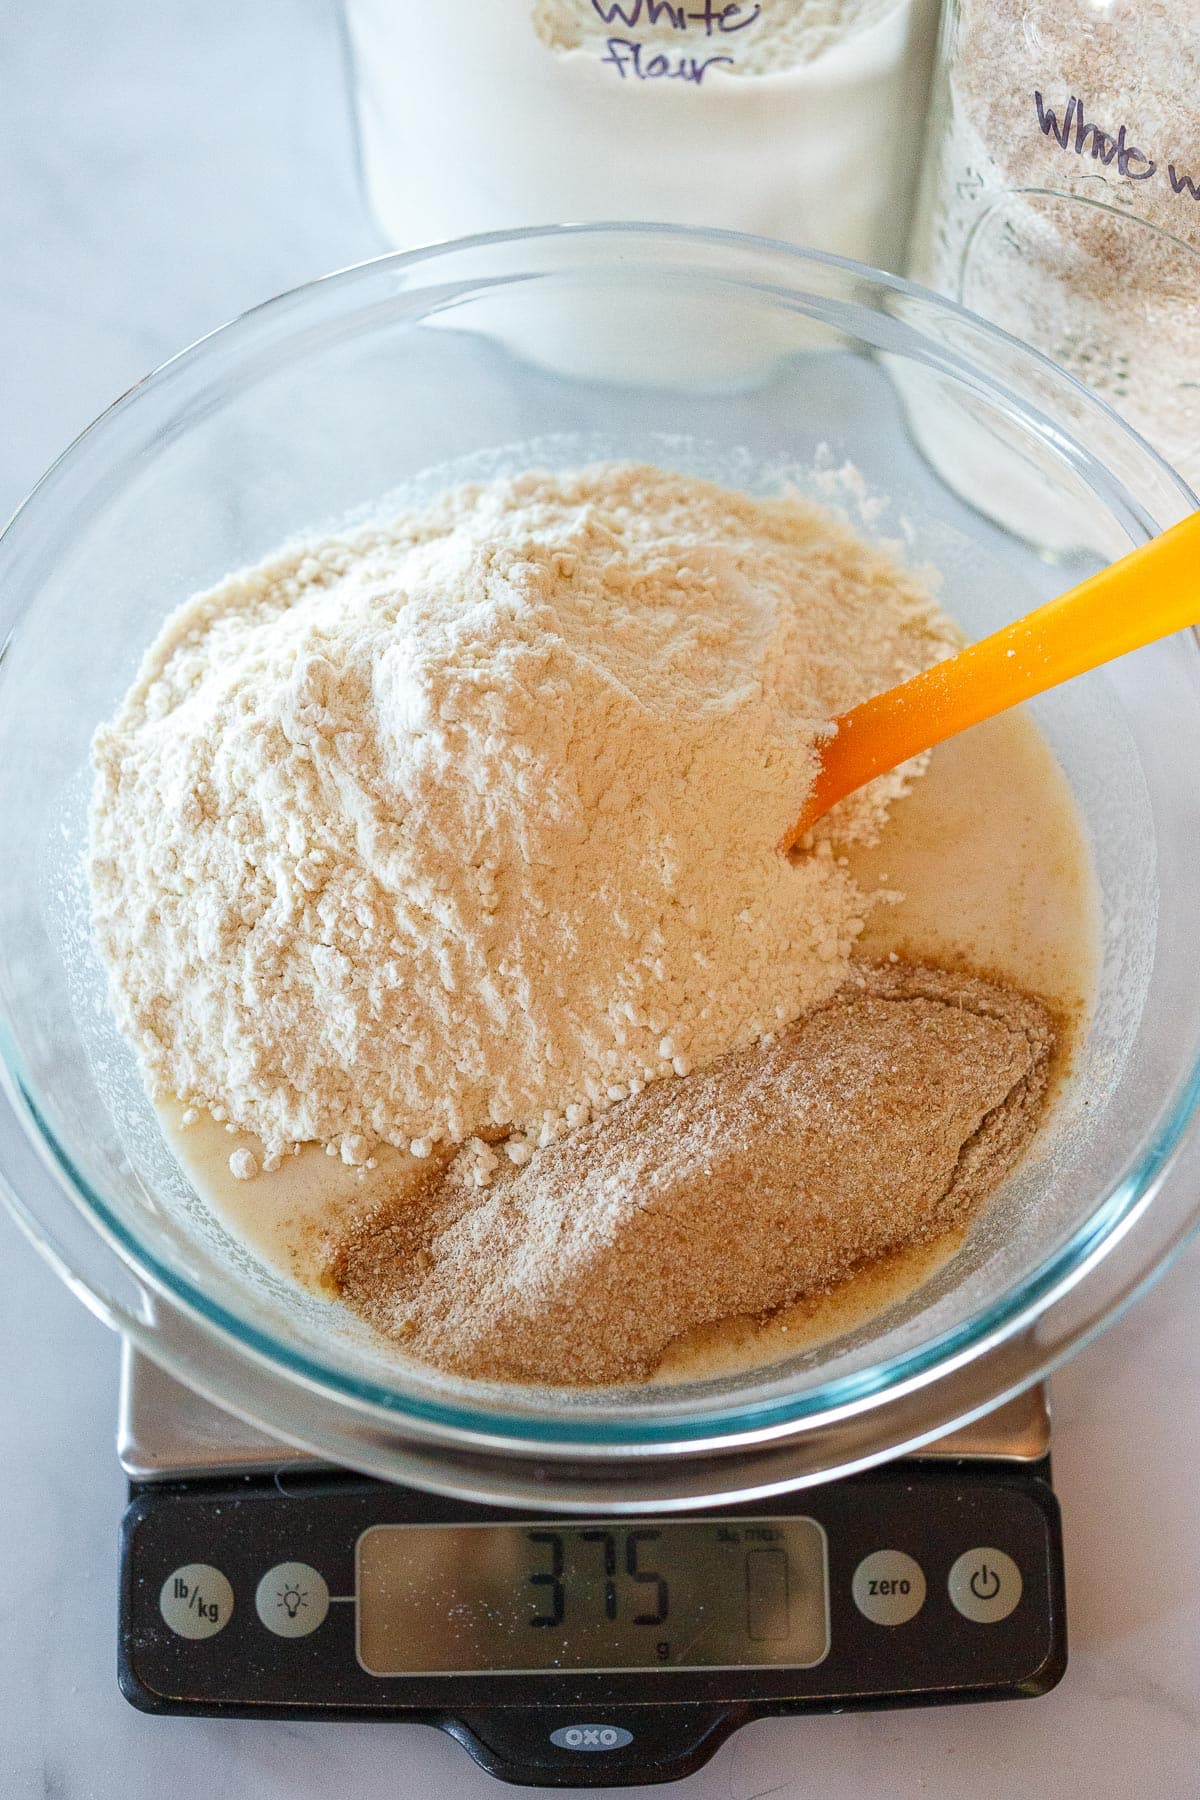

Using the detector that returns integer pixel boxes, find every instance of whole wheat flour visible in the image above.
[334,964,1057,1385]
[912,0,1200,482]
[89,464,957,1170]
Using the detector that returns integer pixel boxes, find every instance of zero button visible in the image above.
[852,1550,926,1625]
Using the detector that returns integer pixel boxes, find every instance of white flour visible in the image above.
[531,0,898,72]
[89,464,957,1171]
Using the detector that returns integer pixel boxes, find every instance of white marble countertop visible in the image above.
[2,3,1198,1794]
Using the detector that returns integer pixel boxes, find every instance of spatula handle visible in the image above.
[780,509,1200,852]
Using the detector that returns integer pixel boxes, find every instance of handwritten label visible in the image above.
[588,0,763,85]
[1032,90,1200,209]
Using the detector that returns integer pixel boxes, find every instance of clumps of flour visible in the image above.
[89,463,958,1172]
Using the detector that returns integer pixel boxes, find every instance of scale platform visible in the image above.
[118,1349,1065,1788]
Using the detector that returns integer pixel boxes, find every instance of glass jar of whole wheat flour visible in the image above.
[344,0,940,270]
[909,0,1200,490]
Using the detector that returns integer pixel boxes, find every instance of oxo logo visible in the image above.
[549,1724,634,1751]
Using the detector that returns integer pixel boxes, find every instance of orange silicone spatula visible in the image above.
[779,509,1200,854]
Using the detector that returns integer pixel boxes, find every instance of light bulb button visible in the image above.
[255,1561,330,1637]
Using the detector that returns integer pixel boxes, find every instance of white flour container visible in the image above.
[345,0,939,269]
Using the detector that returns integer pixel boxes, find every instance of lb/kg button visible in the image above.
[159,1563,234,1639]
[948,1547,1022,1623]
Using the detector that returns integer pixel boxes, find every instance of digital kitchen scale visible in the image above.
[117,1348,1065,1786]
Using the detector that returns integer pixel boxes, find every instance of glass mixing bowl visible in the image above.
[2,226,1199,1512]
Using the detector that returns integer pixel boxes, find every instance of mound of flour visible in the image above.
[89,464,956,1167]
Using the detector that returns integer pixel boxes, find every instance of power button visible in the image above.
[947,1548,1022,1623]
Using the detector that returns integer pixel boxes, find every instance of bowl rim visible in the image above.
[1,219,1199,1471]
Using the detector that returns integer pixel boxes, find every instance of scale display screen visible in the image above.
[356,1516,829,1675]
